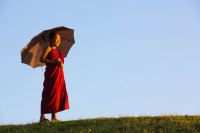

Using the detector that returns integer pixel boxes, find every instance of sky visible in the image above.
[0,0,200,125]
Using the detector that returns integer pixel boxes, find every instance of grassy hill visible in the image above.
[0,115,200,133]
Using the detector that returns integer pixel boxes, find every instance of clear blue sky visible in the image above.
[0,0,200,125]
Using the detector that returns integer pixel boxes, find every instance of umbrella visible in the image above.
[20,26,75,68]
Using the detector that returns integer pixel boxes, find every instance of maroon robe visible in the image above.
[41,48,69,114]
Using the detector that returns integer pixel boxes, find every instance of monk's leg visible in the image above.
[40,114,49,121]
[51,113,60,121]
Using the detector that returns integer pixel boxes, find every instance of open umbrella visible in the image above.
[20,26,75,68]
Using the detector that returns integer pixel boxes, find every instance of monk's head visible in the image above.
[49,33,61,47]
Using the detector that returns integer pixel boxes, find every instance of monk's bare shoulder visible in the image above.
[40,46,51,61]
[44,46,51,52]
[43,46,51,54]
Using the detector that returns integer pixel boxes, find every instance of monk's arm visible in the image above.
[40,46,57,64]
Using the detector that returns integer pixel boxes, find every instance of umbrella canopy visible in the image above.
[20,26,75,68]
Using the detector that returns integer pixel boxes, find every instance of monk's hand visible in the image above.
[54,58,63,65]
[60,63,64,69]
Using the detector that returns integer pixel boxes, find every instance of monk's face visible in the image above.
[50,34,61,47]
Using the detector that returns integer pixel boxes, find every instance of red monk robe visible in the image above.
[41,48,69,114]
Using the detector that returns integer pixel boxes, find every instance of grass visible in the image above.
[0,115,200,133]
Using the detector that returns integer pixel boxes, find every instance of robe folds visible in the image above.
[41,48,69,114]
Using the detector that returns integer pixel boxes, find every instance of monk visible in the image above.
[39,33,70,122]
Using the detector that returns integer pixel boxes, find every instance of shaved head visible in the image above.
[49,33,59,39]
[49,33,61,47]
